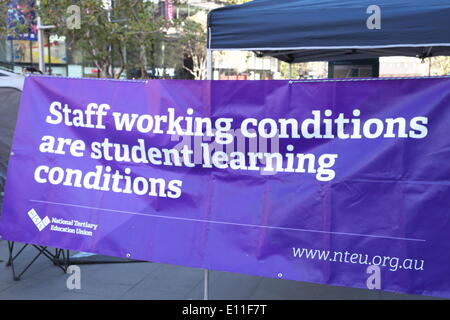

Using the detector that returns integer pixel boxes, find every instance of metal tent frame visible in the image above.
[203,0,450,300]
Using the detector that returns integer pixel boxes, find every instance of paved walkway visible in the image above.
[0,240,437,300]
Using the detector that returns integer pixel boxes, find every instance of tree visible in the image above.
[36,0,163,78]
[123,0,165,78]
[178,11,207,80]
[175,0,252,80]
[0,3,8,37]
[430,56,450,76]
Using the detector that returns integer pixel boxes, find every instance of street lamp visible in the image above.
[36,0,55,74]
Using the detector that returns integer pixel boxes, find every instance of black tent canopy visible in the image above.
[207,0,450,63]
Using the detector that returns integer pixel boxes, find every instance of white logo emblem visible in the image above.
[27,209,50,231]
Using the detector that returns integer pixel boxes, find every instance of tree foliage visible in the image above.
[0,0,253,79]
[176,11,207,80]
[174,0,252,80]
[37,0,163,78]
[430,56,450,76]
[0,3,8,36]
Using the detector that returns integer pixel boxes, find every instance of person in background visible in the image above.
[22,66,43,74]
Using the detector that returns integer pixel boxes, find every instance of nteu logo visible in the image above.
[27,209,50,231]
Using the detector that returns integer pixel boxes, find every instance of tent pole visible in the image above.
[289,63,292,79]
[207,49,213,80]
[204,43,213,300]
[203,268,209,300]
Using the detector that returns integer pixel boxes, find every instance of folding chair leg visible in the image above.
[12,246,48,281]
[6,241,71,280]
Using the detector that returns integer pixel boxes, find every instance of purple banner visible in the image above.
[1,76,450,298]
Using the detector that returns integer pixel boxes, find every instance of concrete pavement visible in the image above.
[0,240,437,300]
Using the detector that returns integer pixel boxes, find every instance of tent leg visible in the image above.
[204,47,212,301]
[203,269,209,300]
[289,63,292,79]
[207,49,213,80]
